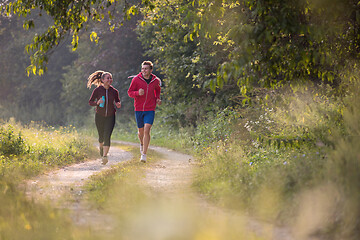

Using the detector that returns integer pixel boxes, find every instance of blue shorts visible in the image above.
[135,111,155,128]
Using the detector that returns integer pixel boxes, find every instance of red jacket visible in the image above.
[127,73,161,111]
[89,85,120,117]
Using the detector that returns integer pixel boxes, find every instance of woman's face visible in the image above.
[102,74,113,86]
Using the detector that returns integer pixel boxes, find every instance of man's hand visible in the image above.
[156,99,162,105]
[139,88,144,96]
[116,102,121,108]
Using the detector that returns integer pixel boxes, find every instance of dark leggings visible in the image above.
[95,113,115,146]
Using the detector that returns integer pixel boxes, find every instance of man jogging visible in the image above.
[128,61,162,163]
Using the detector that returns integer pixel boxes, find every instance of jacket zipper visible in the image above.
[141,75,155,111]
[143,84,148,111]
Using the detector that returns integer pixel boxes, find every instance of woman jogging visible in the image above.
[128,61,161,163]
[88,70,121,165]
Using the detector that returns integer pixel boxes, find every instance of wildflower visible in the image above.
[302,154,306,157]
[283,161,287,165]
[249,162,253,166]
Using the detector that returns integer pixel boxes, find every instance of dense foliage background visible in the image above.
[2,0,360,127]
[0,8,146,126]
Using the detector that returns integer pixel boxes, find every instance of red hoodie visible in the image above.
[127,73,161,111]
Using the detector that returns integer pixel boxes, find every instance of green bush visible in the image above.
[0,125,28,156]
[192,107,242,150]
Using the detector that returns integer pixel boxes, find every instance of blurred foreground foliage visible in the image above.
[0,119,98,239]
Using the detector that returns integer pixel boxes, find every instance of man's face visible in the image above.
[141,64,152,78]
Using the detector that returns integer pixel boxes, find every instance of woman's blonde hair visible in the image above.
[87,70,112,88]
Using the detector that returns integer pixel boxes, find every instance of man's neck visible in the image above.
[142,74,151,80]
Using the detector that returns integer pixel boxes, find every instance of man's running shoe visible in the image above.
[101,156,108,165]
[140,144,144,154]
[140,154,146,163]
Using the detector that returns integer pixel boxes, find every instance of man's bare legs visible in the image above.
[143,124,152,154]
[138,123,152,161]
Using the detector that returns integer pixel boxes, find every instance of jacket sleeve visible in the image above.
[89,88,98,106]
[155,79,161,100]
[114,89,121,103]
[127,78,139,98]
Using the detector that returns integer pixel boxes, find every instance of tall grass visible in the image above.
[192,79,360,239]
[0,119,94,182]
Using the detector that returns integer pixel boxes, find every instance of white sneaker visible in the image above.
[140,154,146,163]
[140,144,144,154]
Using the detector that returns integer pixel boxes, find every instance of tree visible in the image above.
[1,0,147,75]
[0,3,144,126]
[137,0,241,126]
[0,13,77,125]
[205,0,360,93]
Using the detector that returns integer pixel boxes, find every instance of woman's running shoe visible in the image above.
[101,156,108,165]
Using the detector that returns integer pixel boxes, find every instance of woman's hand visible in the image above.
[116,102,121,108]
[97,98,104,105]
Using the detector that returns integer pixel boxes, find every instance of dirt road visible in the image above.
[25,141,294,240]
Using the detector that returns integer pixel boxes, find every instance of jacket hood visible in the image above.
[137,73,161,86]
